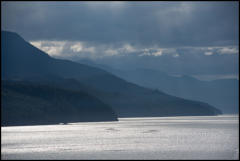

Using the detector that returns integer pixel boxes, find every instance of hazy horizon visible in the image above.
[1,1,239,160]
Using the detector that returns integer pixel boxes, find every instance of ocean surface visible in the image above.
[1,115,239,160]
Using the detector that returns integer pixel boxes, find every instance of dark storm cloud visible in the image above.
[1,1,239,47]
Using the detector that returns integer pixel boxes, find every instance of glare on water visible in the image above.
[1,115,239,160]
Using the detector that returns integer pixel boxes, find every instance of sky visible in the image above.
[1,1,239,78]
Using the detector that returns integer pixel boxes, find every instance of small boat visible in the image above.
[59,122,67,125]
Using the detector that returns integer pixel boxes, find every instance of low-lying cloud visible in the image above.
[30,40,239,60]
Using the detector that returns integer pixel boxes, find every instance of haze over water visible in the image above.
[2,115,239,160]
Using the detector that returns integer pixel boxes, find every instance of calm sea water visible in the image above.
[1,115,239,160]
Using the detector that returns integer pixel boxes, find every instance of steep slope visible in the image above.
[2,80,118,126]
[1,31,222,118]
[1,31,108,81]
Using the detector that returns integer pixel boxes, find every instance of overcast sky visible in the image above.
[2,1,239,46]
[1,1,239,77]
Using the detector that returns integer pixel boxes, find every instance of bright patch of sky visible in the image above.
[30,40,239,60]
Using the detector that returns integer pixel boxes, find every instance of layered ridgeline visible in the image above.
[81,65,238,114]
[2,80,118,126]
[1,31,222,125]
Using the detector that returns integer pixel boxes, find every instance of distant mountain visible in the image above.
[2,80,118,126]
[91,66,238,114]
[1,31,222,123]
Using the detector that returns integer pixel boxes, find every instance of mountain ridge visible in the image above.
[86,65,237,114]
[1,30,222,126]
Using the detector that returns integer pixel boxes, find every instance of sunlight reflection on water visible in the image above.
[1,115,239,160]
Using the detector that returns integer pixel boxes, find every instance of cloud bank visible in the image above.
[30,40,238,59]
